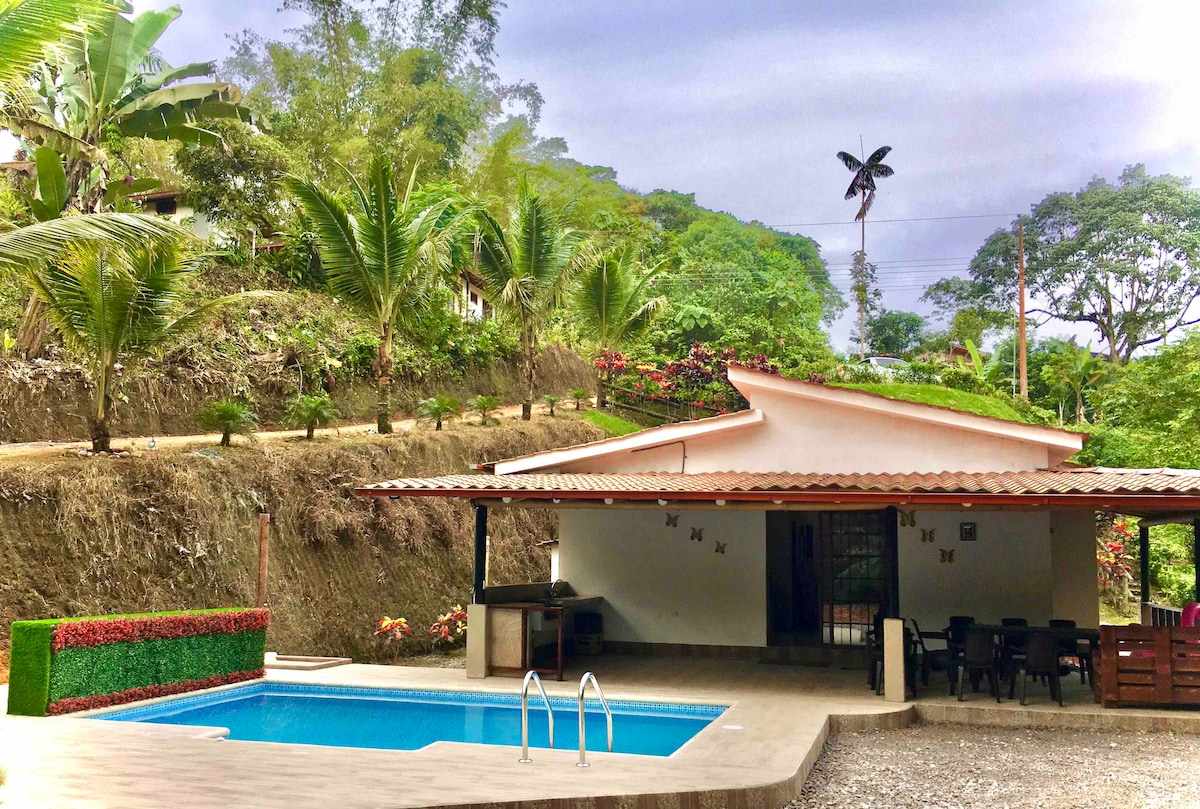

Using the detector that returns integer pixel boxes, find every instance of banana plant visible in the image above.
[0,0,115,90]
[4,1,249,207]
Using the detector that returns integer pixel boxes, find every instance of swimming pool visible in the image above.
[93,682,726,757]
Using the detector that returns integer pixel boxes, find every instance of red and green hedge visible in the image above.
[6,608,268,716]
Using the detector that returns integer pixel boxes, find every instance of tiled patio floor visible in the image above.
[1,657,1197,809]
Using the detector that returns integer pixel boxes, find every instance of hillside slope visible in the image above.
[0,417,602,668]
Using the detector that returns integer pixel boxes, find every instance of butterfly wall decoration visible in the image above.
[690,527,704,542]
[665,513,679,527]
[899,510,917,527]
[714,541,727,555]
[939,548,955,564]
[920,528,936,544]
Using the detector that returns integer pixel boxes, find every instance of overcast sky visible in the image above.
[131,0,1200,349]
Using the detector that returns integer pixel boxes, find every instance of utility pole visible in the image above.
[1017,217,1028,399]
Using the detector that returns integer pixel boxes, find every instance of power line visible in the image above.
[767,213,1017,228]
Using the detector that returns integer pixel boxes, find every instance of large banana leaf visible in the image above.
[0,0,117,89]
[115,80,239,116]
[3,116,106,162]
[117,60,216,107]
[18,146,70,221]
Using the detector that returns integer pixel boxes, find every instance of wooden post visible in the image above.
[256,512,270,608]
[883,618,907,703]
[1140,523,1151,624]
[1017,217,1028,399]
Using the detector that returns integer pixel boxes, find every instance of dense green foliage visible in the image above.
[6,619,55,716]
[283,392,340,439]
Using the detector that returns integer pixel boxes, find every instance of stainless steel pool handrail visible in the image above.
[519,670,554,763]
[576,671,613,767]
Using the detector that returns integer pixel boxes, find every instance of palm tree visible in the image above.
[541,394,560,416]
[569,388,590,411]
[836,145,895,253]
[573,242,667,407]
[23,239,276,452]
[417,394,460,431]
[195,399,257,447]
[1041,341,1109,423]
[468,394,502,426]
[284,156,475,434]
[283,392,339,439]
[473,183,596,420]
[0,0,113,89]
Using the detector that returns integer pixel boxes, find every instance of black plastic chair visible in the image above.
[945,615,976,694]
[867,612,886,694]
[957,627,1002,702]
[1009,632,1064,706]
[1049,618,1089,684]
[999,617,1029,680]
[909,618,950,687]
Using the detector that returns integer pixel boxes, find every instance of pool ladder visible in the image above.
[519,670,554,763]
[576,671,613,767]
[517,670,613,767]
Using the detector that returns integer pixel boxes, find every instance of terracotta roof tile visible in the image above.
[356,468,1200,508]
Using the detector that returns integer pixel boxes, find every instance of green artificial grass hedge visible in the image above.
[7,620,56,717]
[49,631,266,702]
[6,608,266,716]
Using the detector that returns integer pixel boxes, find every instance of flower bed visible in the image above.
[6,608,269,716]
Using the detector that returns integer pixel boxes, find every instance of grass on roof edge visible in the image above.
[832,383,1027,423]
[581,410,643,437]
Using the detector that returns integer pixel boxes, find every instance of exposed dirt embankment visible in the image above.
[0,344,591,444]
[0,417,601,665]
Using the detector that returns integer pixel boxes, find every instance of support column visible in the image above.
[1140,523,1151,625]
[883,618,907,703]
[1193,519,1200,604]
[473,502,488,605]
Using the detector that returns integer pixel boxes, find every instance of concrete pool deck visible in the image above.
[2,658,1199,809]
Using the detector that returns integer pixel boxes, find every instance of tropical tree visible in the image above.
[541,394,559,416]
[473,183,596,419]
[195,399,257,447]
[864,309,925,357]
[0,0,113,89]
[467,394,501,426]
[1040,341,1110,423]
[569,388,590,410]
[283,392,339,439]
[3,2,249,206]
[284,156,476,433]
[22,239,275,451]
[573,242,667,407]
[416,394,460,431]
[835,144,894,253]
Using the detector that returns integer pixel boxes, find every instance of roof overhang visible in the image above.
[355,469,1200,520]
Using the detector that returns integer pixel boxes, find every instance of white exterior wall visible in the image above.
[558,508,766,647]
[1050,510,1100,627]
[898,510,1054,631]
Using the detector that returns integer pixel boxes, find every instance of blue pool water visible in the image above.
[94,682,726,757]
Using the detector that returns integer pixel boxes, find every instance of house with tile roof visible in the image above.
[358,366,1200,674]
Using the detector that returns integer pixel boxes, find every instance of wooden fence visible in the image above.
[598,381,726,425]
[1099,624,1200,707]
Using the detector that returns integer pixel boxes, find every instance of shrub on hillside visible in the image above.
[283,393,339,439]
[195,400,258,447]
[468,395,502,426]
[417,395,461,431]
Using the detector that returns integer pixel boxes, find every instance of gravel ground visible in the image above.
[789,724,1200,809]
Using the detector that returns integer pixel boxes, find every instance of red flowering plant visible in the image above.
[375,616,413,642]
[430,605,468,647]
[1097,518,1136,612]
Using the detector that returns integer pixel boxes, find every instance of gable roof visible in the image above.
[486,408,764,474]
[484,368,1085,475]
[726,366,1085,452]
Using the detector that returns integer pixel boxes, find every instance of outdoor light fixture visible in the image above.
[502,497,513,503]
[658,499,668,506]
[604,498,614,505]
[715,499,727,506]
